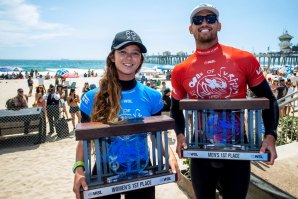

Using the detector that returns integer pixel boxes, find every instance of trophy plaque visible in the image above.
[180,98,270,161]
[75,115,177,198]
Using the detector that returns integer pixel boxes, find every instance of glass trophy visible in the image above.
[75,115,177,198]
[180,98,270,161]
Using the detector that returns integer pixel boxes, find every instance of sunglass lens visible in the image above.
[192,15,217,25]
[193,16,203,25]
[206,15,217,24]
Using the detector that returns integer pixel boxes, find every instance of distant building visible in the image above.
[278,30,293,53]
[177,51,186,56]
[162,51,171,56]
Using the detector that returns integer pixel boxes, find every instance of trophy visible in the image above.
[180,98,270,161]
[75,115,177,198]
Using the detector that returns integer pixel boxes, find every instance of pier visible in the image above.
[256,52,298,67]
[144,52,298,67]
[145,54,189,65]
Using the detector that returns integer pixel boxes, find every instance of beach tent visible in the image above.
[61,71,79,78]
[0,66,23,72]
[56,69,69,77]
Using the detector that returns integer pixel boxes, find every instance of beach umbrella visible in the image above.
[56,69,69,77]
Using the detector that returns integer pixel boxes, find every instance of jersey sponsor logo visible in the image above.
[123,99,133,103]
[188,67,239,98]
[204,60,216,65]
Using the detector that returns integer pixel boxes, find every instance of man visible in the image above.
[27,76,34,97]
[45,84,60,134]
[171,3,279,199]
[13,88,28,109]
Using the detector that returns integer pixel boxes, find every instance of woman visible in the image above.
[81,82,90,98]
[56,84,69,119]
[73,30,180,199]
[34,85,46,108]
[67,88,81,129]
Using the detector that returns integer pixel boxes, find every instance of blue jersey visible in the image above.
[80,81,164,118]
[80,81,164,175]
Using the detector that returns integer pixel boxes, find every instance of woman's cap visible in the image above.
[111,30,147,53]
[190,3,219,23]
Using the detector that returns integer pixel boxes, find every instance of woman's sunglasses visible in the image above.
[192,15,217,26]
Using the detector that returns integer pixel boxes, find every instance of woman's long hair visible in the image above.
[91,48,144,123]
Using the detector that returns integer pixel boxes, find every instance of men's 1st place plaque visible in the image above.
[75,115,177,198]
[180,98,270,161]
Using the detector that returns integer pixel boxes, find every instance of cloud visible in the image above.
[0,0,73,47]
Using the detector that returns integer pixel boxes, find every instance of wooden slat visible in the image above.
[75,115,174,140]
[179,98,269,110]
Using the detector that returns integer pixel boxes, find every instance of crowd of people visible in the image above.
[6,74,98,135]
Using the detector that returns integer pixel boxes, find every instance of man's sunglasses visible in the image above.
[192,15,217,25]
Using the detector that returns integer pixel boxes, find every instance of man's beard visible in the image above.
[197,31,217,43]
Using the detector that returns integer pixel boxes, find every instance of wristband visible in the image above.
[72,161,85,174]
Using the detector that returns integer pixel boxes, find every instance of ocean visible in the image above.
[0,59,160,76]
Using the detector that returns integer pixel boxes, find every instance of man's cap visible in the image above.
[17,88,23,92]
[190,3,219,23]
[111,30,147,53]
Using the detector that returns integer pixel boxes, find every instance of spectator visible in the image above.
[45,84,60,134]
[67,88,81,130]
[13,88,28,109]
[162,88,171,116]
[81,82,90,97]
[37,74,45,87]
[160,81,167,94]
[57,84,69,119]
[27,76,34,97]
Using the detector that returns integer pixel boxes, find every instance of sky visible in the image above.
[0,0,297,60]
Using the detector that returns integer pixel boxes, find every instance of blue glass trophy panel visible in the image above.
[107,134,149,176]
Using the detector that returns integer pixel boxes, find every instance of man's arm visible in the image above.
[250,79,279,165]
[250,80,279,139]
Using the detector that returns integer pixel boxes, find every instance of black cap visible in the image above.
[111,30,147,53]
[164,88,171,94]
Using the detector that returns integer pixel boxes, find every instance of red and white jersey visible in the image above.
[171,43,265,100]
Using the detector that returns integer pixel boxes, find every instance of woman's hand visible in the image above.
[73,167,88,199]
[169,154,181,181]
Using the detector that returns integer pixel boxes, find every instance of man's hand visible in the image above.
[259,134,278,165]
[73,167,88,199]
[176,134,187,158]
